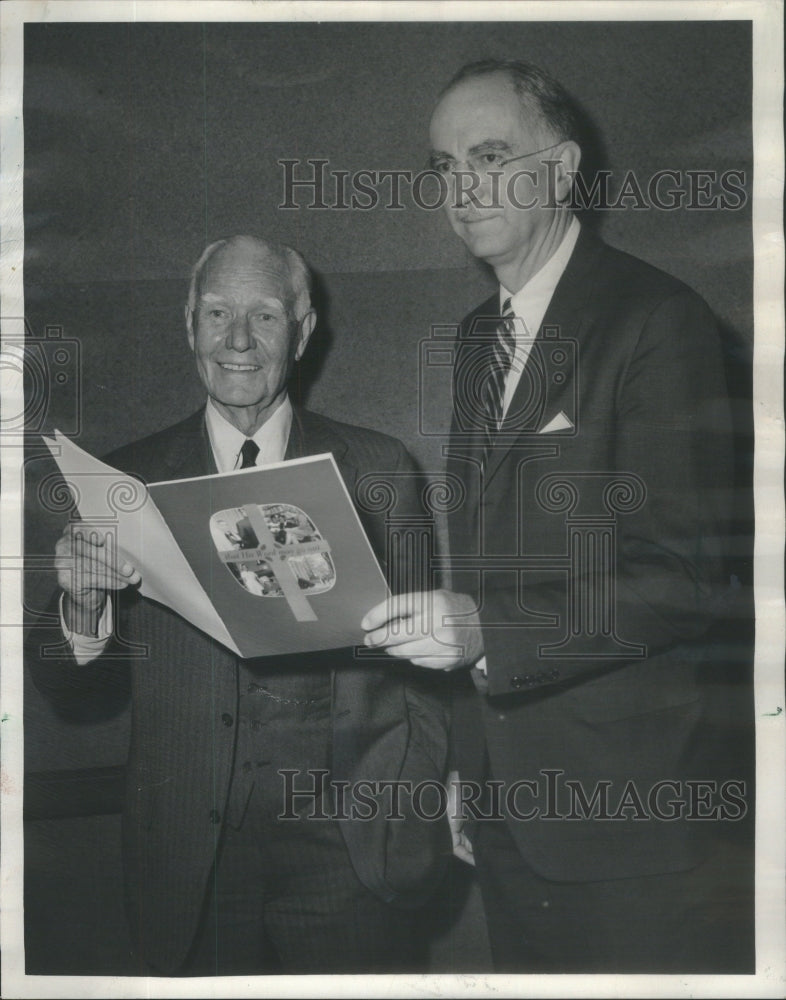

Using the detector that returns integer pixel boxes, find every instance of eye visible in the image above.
[207,308,228,321]
[431,159,453,175]
[479,152,504,167]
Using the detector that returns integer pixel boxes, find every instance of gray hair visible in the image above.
[185,235,313,332]
[441,59,581,145]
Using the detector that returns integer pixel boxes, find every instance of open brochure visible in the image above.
[43,431,390,658]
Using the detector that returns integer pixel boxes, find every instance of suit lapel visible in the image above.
[446,294,499,537]
[482,227,604,488]
[156,408,217,480]
[152,405,349,479]
[286,406,352,475]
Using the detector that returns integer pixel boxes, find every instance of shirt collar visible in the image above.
[205,395,293,473]
[501,215,581,338]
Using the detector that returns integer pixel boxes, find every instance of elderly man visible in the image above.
[364,61,738,971]
[31,235,449,975]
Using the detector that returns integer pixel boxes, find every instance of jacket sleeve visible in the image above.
[25,587,133,722]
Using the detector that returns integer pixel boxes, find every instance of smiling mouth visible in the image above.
[455,213,499,225]
[219,363,261,372]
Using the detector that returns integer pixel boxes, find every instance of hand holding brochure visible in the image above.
[43,431,390,657]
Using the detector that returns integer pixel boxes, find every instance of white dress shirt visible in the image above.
[205,395,292,472]
[475,215,580,675]
[63,396,294,663]
[500,215,580,418]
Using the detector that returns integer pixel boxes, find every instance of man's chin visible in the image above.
[209,391,268,416]
[459,231,508,263]
[215,394,264,410]
[209,376,267,405]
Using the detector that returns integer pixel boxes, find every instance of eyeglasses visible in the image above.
[430,142,563,177]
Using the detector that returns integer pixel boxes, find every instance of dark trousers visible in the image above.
[185,666,422,975]
[474,815,754,974]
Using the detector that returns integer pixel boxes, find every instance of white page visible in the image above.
[43,431,240,655]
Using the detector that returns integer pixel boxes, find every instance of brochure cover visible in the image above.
[44,432,389,658]
[150,456,389,658]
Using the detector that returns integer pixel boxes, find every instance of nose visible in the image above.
[450,165,484,210]
[226,315,253,352]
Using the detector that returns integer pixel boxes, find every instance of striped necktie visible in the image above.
[239,438,260,468]
[485,296,516,432]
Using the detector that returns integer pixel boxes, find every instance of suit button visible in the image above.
[221,713,234,727]
[511,676,524,689]
[549,668,561,680]
[208,809,221,825]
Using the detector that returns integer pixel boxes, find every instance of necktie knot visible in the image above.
[239,438,260,468]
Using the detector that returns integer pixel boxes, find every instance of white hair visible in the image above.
[185,235,313,333]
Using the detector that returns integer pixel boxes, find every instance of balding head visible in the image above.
[438,59,581,147]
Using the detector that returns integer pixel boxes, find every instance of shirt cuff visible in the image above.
[474,656,487,675]
[59,592,113,665]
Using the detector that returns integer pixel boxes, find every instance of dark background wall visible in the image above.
[23,21,753,467]
[22,18,754,975]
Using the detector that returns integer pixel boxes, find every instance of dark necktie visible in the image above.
[239,438,260,468]
[482,298,516,464]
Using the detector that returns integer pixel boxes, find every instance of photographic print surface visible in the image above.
[2,2,783,998]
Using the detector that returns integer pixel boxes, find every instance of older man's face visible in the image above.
[188,240,307,433]
[429,73,560,272]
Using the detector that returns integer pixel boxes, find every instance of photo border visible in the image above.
[1,2,783,997]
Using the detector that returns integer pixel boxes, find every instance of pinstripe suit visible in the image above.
[31,405,450,973]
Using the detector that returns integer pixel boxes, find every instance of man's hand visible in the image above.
[361,589,484,670]
[55,523,141,636]
[447,770,475,866]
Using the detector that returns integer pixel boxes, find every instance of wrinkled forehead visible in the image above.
[199,241,294,307]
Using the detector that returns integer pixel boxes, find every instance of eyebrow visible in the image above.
[429,139,515,163]
[198,292,285,309]
[469,140,515,154]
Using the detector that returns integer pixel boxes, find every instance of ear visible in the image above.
[185,304,195,351]
[295,309,317,361]
[551,141,582,204]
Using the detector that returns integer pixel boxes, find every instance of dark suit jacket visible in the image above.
[447,227,735,882]
[30,406,450,973]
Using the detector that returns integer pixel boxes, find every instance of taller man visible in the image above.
[364,60,740,972]
[31,235,449,975]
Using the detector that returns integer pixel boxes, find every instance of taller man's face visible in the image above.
[188,239,313,434]
[429,73,565,275]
